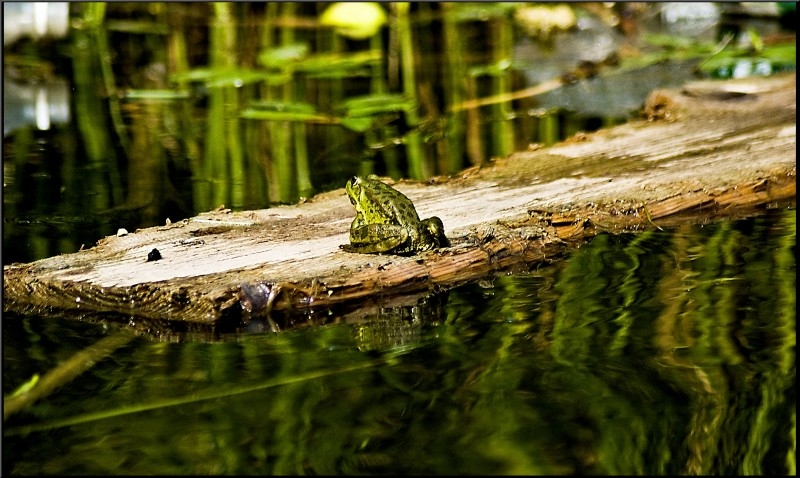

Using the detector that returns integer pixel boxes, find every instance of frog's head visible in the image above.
[344,176,363,206]
[345,175,384,213]
[345,175,383,217]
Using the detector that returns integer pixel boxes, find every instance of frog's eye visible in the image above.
[348,176,359,187]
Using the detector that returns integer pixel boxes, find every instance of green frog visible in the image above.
[341,175,449,255]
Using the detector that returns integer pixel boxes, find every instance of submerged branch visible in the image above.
[4,331,136,421]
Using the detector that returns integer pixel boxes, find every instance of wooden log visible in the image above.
[3,73,796,328]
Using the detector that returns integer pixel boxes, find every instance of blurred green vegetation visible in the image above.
[2,2,796,264]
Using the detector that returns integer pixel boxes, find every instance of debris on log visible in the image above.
[3,73,796,330]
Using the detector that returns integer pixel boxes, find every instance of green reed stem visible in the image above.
[203,88,226,210]
[204,4,231,208]
[465,76,484,166]
[271,2,297,203]
[370,32,388,95]
[538,113,558,146]
[291,21,313,200]
[166,4,203,212]
[371,30,401,178]
[491,15,515,157]
[255,2,279,203]
[223,4,246,209]
[241,120,265,207]
[294,120,313,199]
[394,3,427,179]
[88,4,128,205]
[228,87,246,209]
[79,2,125,207]
[72,5,116,212]
[442,4,466,173]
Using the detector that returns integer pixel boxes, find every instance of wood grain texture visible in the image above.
[3,74,796,326]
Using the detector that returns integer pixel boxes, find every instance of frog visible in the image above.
[340,174,450,255]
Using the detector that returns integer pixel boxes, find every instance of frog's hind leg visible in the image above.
[342,224,409,254]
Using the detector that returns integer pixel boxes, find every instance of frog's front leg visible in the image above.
[342,223,409,254]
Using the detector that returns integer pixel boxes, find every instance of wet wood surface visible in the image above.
[3,74,796,328]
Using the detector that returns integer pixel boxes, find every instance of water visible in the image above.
[3,209,795,475]
[3,5,796,473]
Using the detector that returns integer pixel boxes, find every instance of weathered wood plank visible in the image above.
[3,74,796,327]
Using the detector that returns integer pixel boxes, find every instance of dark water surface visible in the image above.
[3,208,795,475]
[2,4,796,474]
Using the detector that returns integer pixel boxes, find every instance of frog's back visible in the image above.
[365,177,421,225]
